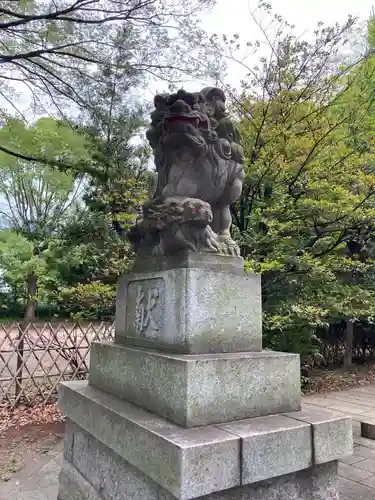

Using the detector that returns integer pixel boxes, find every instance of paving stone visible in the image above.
[303,397,337,407]
[329,392,375,411]
[361,474,375,488]
[306,396,368,412]
[361,412,375,419]
[339,477,375,500]
[39,485,59,498]
[348,386,375,392]
[352,458,375,474]
[338,462,374,481]
[350,388,375,394]
[32,458,61,487]
[0,443,63,499]
[354,445,375,460]
[331,397,375,410]
[301,398,362,420]
[346,390,375,397]
[55,453,63,467]
[340,454,366,465]
[354,436,375,449]
[321,403,366,415]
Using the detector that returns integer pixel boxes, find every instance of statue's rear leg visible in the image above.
[211,205,231,237]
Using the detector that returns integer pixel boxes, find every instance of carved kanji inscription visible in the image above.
[126,278,165,338]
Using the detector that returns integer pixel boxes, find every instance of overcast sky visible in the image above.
[205,0,374,86]
[144,0,375,100]
[205,0,375,35]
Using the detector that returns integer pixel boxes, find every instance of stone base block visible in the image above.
[115,264,262,354]
[89,342,301,427]
[59,382,240,499]
[58,424,340,500]
[59,381,352,499]
[284,407,353,464]
[219,409,352,485]
[361,419,375,440]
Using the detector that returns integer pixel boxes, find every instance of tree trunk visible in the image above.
[15,272,37,404]
[24,271,37,323]
[344,319,354,370]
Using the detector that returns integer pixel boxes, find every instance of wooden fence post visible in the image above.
[14,272,37,405]
[14,321,26,404]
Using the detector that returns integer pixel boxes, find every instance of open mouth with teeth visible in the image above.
[165,114,209,130]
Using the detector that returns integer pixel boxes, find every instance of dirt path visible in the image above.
[0,422,64,483]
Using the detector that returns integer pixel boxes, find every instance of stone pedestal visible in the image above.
[115,257,262,354]
[57,253,353,500]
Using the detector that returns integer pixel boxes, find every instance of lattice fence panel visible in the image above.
[0,321,114,408]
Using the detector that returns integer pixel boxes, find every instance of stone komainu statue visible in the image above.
[128,87,244,256]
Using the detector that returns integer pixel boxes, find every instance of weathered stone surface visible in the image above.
[284,407,353,464]
[59,381,240,499]
[132,251,245,275]
[115,267,262,354]
[89,343,301,427]
[218,414,313,484]
[361,420,375,440]
[58,460,102,500]
[59,443,339,500]
[129,88,244,257]
[61,421,175,500]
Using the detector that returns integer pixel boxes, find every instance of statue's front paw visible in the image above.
[203,226,221,253]
[217,234,241,257]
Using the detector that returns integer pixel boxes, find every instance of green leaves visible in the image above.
[367,16,375,50]
[0,117,91,318]
[56,282,116,321]
[0,229,49,301]
[231,11,375,358]
[0,117,88,237]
